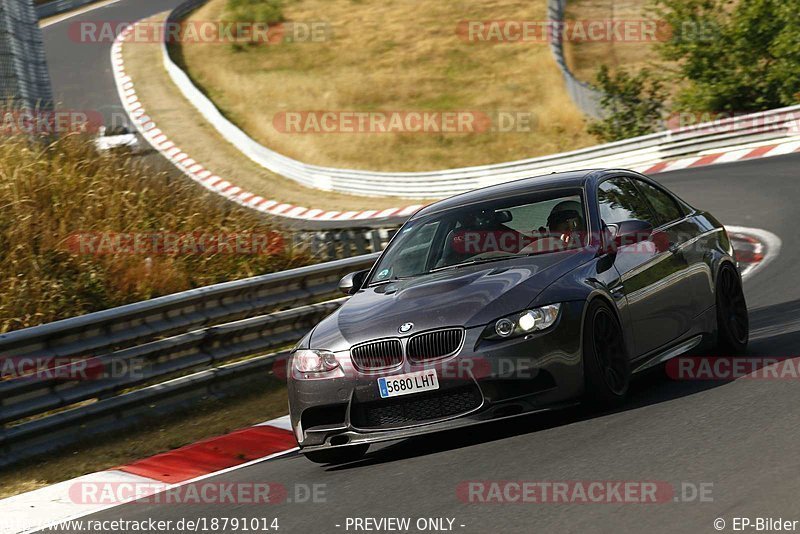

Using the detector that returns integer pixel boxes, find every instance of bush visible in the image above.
[0,134,308,333]
[225,0,285,25]
[654,0,800,112]
[588,66,666,142]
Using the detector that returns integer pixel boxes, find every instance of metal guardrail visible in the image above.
[547,0,605,119]
[294,227,395,260]
[0,252,381,466]
[158,0,800,200]
[0,0,53,111]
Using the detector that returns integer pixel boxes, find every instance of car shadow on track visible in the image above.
[325,299,800,471]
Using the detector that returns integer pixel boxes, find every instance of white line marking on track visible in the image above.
[40,0,123,28]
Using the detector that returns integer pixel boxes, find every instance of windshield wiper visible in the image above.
[429,254,520,273]
[367,276,410,287]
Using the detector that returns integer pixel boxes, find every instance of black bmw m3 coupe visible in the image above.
[288,169,749,464]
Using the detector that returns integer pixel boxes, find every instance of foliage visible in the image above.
[588,66,667,142]
[654,0,800,111]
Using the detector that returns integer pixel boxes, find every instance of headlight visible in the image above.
[488,304,562,339]
[293,349,340,373]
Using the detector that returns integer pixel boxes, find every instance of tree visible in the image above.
[654,0,800,112]
[588,66,666,142]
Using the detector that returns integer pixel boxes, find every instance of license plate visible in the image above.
[378,370,439,398]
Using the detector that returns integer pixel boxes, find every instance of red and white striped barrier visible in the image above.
[111,21,800,223]
[110,27,422,223]
[637,141,800,175]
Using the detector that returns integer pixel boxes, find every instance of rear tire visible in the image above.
[303,444,368,465]
[582,300,631,406]
[715,263,749,353]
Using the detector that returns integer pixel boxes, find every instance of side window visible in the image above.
[597,178,655,226]
[504,196,584,235]
[633,180,684,226]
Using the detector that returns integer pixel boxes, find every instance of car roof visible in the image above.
[413,169,604,218]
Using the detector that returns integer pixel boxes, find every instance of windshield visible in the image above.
[369,190,588,284]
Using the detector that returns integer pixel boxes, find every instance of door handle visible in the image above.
[668,242,680,254]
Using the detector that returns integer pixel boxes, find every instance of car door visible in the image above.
[631,178,714,317]
[597,177,692,357]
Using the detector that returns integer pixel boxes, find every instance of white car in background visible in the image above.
[94,125,141,153]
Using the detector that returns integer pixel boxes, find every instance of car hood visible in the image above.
[311,250,590,350]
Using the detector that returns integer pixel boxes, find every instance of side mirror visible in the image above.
[338,270,369,295]
[613,219,654,248]
[601,219,653,255]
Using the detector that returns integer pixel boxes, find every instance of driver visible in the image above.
[521,200,586,254]
[546,200,585,239]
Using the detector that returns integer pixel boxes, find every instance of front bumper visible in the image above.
[288,301,585,452]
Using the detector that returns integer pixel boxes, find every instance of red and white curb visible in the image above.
[0,416,297,534]
[727,226,782,281]
[109,25,422,223]
[111,23,800,223]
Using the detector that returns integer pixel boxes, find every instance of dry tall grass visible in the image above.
[0,135,307,333]
[178,0,597,172]
[122,14,420,210]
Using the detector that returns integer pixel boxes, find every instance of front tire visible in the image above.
[715,263,749,353]
[303,444,368,465]
[582,300,631,406]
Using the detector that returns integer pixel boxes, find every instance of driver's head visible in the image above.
[459,210,495,230]
[547,201,584,234]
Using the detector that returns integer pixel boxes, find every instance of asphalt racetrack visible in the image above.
[42,0,184,127]
[36,156,800,534]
